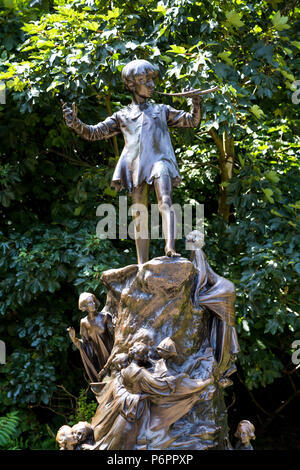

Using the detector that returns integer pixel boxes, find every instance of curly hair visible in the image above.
[128,341,149,361]
[234,420,255,439]
[121,59,159,91]
[111,353,129,370]
[78,292,100,312]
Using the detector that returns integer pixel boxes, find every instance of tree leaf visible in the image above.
[217,51,233,66]
[250,105,265,119]
[225,10,245,28]
[271,11,290,31]
[167,45,186,54]
[265,171,280,183]
[262,188,274,203]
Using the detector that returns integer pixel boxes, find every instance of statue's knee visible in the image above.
[159,196,172,212]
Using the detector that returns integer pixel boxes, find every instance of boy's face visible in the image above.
[238,425,250,444]
[72,423,87,442]
[58,426,77,447]
[132,71,156,99]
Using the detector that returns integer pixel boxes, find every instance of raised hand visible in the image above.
[67,327,82,348]
[183,87,202,105]
[67,326,76,343]
[61,100,78,127]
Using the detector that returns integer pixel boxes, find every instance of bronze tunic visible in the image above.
[71,101,201,192]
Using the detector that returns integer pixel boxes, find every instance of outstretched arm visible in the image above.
[61,100,120,141]
[166,94,202,128]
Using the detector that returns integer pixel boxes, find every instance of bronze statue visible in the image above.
[60,243,242,449]
[90,348,149,450]
[68,292,113,382]
[56,422,95,450]
[91,340,215,450]
[234,420,255,450]
[154,337,178,378]
[186,230,240,384]
[71,421,95,450]
[55,59,245,450]
[62,59,202,264]
[56,425,77,450]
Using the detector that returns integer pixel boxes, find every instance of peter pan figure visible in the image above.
[62,59,202,264]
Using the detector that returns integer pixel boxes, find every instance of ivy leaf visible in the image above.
[225,10,245,28]
[271,11,290,31]
[253,25,262,34]
[153,5,166,15]
[214,62,228,78]
[83,22,99,31]
[265,171,280,183]
[167,45,186,54]
[46,81,64,92]
[262,188,274,203]
[288,201,300,210]
[217,51,233,66]
[250,105,265,119]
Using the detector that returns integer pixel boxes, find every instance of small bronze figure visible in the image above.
[187,230,240,382]
[91,340,215,450]
[91,348,147,450]
[154,337,178,377]
[62,59,203,263]
[56,422,95,450]
[68,292,113,382]
[71,421,95,450]
[234,420,255,450]
[56,425,77,450]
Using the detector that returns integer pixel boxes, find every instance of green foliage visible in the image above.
[0,411,20,447]
[68,389,98,426]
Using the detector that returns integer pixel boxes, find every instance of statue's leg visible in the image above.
[131,183,149,264]
[154,175,180,257]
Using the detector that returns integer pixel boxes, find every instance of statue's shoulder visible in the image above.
[152,103,166,112]
[117,104,133,119]
[80,316,89,328]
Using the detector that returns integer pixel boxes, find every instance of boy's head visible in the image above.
[71,421,93,443]
[128,341,149,363]
[156,337,177,360]
[122,59,159,95]
[234,420,255,444]
[56,425,77,450]
[111,353,129,371]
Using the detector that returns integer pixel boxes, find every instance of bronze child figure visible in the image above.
[67,292,113,383]
[234,420,255,450]
[62,59,202,264]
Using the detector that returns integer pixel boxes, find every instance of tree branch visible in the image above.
[45,149,93,168]
[262,390,300,430]
[236,372,273,418]
[28,404,68,420]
